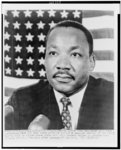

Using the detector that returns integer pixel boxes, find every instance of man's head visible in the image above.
[45,20,95,96]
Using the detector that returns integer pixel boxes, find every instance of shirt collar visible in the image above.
[54,84,87,111]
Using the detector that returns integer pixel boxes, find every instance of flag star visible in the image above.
[73,10,81,18]
[15,56,23,64]
[4,20,9,28]
[25,21,33,29]
[38,58,45,65]
[14,33,22,41]
[26,45,34,53]
[36,10,44,17]
[15,44,22,52]
[49,21,56,28]
[38,45,45,53]
[26,57,34,65]
[15,68,23,76]
[48,10,56,17]
[5,55,11,63]
[12,10,20,17]
[13,21,20,29]
[37,21,45,29]
[26,33,34,41]
[5,67,11,75]
[26,68,35,77]
[24,10,32,17]
[38,33,45,41]
[60,10,69,18]
[38,69,46,77]
[4,32,10,40]
[4,44,11,51]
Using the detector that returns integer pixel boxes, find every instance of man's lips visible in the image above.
[55,74,71,78]
[53,72,75,80]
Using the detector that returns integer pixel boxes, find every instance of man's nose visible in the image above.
[56,56,71,70]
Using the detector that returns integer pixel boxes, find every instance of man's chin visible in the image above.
[53,83,73,95]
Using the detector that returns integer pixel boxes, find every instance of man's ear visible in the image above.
[89,53,95,72]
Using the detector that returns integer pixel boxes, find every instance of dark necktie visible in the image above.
[60,97,72,129]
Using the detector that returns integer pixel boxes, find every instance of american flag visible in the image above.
[3,9,114,100]
[4,9,83,79]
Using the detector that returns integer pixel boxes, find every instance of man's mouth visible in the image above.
[53,73,74,82]
[55,76,72,82]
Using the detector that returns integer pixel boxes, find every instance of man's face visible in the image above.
[45,27,95,96]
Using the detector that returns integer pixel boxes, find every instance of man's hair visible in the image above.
[46,20,93,55]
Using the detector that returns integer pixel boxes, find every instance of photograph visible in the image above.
[2,1,120,148]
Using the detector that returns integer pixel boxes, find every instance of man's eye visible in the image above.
[71,53,81,58]
[49,51,57,56]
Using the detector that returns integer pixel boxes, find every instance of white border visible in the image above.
[2,2,120,148]
[2,3,120,11]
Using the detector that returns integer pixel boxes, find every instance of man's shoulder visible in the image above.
[84,76,114,129]
[89,76,114,91]
[87,76,114,102]
[15,79,49,94]
[88,76,114,104]
[8,79,50,105]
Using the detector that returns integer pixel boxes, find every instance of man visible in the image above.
[5,20,114,130]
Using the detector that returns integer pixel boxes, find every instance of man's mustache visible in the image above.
[53,71,75,80]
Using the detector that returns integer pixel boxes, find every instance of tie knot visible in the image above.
[60,97,71,107]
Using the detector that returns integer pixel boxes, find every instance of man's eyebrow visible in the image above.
[70,46,81,51]
[47,45,57,49]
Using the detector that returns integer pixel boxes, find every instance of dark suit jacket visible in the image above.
[5,76,114,130]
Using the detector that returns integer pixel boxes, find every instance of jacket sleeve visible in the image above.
[5,91,21,130]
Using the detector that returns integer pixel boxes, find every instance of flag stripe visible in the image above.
[83,16,114,30]
[91,72,114,81]
[94,39,114,51]
[90,28,114,39]
[94,61,114,73]
[4,76,39,88]
[94,50,114,60]
[83,10,114,18]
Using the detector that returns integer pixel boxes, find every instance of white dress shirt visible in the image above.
[54,85,87,130]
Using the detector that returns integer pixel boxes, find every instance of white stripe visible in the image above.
[94,39,114,51]
[83,16,114,30]
[4,76,39,89]
[94,61,114,73]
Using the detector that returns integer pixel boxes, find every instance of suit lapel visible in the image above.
[77,76,97,129]
[39,83,63,129]
[48,85,63,129]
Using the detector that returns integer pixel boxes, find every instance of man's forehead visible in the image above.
[47,26,87,40]
[46,26,90,54]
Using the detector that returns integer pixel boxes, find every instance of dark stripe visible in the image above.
[94,51,114,60]
[90,28,114,39]
[83,10,114,18]
[91,72,114,82]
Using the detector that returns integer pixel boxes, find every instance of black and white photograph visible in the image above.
[2,1,120,148]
